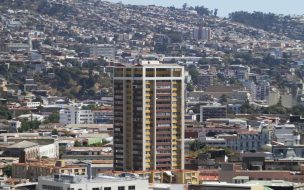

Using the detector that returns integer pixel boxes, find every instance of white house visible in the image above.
[26,101,41,108]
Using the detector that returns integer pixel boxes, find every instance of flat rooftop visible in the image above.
[39,174,146,184]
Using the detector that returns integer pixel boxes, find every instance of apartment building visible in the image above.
[197,74,216,90]
[59,106,94,125]
[89,44,116,59]
[230,90,251,102]
[200,104,227,122]
[113,62,185,171]
[193,26,211,41]
[228,65,250,81]
[224,129,270,152]
[198,128,270,152]
[256,81,270,101]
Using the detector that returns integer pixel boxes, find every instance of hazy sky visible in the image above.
[109,0,304,17]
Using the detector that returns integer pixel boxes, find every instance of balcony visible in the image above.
[156,142,172,146]
[157,120,171,124]
[156,158,171,162]
[156,164,171,168]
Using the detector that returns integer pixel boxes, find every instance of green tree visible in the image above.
[189,140,205,151]
[154,43,168,53]
[81,104,98,110]
[43,38,53,46]
[45,112,59,123]
[198,58,209,65]
[51,129,59,136]
[229,78,239,85]
[19,119,41,132]
[166,32,183,43]
[240,100,257,114]
[266,104,287,114]
[187,65,199,85]
[291,105,304,116]
[3,165,12,177]
[214,9,218,17]
[182,3,187,10]
[195,6,211,16]
[187,84,195,92]
[219,94,228,104]
[0,106,12,120]
[74,140,82,147]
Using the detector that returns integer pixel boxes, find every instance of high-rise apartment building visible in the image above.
[113,62,185,171]
[193,26,211,41]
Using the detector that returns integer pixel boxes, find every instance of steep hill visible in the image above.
[230,11,304,40]
[0,0,291,42]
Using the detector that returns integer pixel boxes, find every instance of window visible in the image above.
[118,187,125,190]
[128,186,135,190]
[92,188,99,190]
[42,185,63,190]
[104,188,111,190]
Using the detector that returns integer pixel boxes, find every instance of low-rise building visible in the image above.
[102,170,199,185]
[8,137,59,159]
[274,124,300,145]
[4,141,39,163]
[89,44,116,59]
[189,182,263,190]
[219,163,304,183]
[37,174,148,190]
[199,136,227,147]
[61,147,112,161]
[12,159,113,182]
[7,120,21,131]
[25,101,41,108]
[272,145,304,158]
[189,180,300,190]
[200,104,227,122]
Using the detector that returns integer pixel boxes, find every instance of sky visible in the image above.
[108,0,304,17]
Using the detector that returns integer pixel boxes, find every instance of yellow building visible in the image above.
[173,170,199,185]
[113,62,185,171]
[0,77,8,95]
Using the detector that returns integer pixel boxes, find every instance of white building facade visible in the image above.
[274,124,300,145]
[59,107,94,125]
[38,174,149,190]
